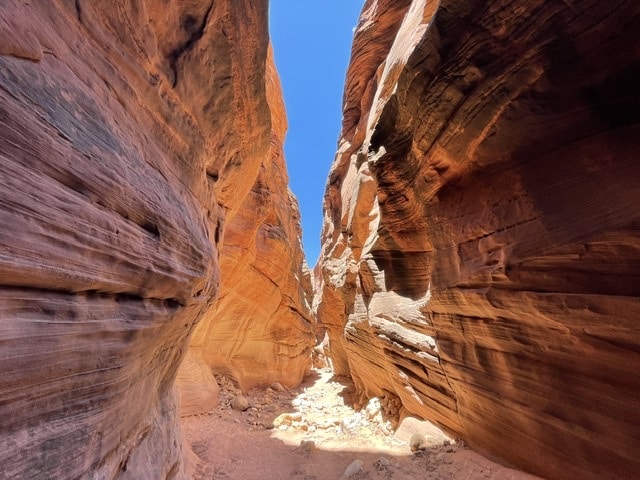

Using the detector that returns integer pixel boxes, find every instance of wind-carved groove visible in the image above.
[167,1,215,88]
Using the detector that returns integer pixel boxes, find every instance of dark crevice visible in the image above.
[206,170,219,183]
[0,284,184,308]
[114,293,146,303]
[119,455,129,472]
[167,1,215,88]
[75,0,82,23]
[115,293,184,309]
[213,221,221,244]
[164,298,182,310]
[140,221,160,239]
[56,130,72,143]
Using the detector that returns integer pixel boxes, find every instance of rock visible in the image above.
[341,459,364,479]
[340,416,360,433]
[177,351,221,416]
[231,395,250,412]
[299,440,315,454]
[364,397,382,420]
[409,433,427,454]
[316,0,640,479]
[0,0,294,478]
[270,381,285,392]
[178,45,316,403]
[374,457,392,471]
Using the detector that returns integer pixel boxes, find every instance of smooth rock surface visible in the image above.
[0,0,310,478]
[316,1,640,479]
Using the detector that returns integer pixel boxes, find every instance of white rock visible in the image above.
[365,398,381,419]
[409,433,427,453]
[341,416,359,432]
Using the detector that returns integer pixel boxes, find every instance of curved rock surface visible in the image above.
[178,48,315,410]
[0,0,312,478]
[317,1,640,479]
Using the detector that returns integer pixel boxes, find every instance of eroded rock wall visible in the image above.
[178,48,315,412]
[317,1,640,479]
[0,0,311,478]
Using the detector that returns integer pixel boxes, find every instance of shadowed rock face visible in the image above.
[0,0,312,478]
[317,0,640,479]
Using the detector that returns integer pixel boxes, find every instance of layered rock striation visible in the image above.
[178,48,315,415]
[317,1,640,479]
[0,0,312,478]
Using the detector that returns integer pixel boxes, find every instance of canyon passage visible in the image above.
[1,1,639,480]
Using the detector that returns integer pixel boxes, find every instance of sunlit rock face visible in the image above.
[316,0,640,479]
[0,0,310,478]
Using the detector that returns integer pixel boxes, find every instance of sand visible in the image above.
[182,369,543,480]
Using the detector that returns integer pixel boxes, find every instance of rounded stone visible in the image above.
[342,459,364,478]
[231,394,249,411]
[409,433,427,453]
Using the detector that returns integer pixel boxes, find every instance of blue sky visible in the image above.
[269,1,364,266]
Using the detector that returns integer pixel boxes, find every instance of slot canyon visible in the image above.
[0,0,638,479]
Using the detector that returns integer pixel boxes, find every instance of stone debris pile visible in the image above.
[273,395,395,439]
[214,370,402,448]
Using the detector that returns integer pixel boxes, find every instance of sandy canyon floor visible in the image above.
[182,369,542,480]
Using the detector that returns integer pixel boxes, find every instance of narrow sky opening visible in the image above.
[269,1,364,266]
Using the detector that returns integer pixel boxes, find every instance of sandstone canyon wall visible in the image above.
[178,48,315,415]
[0,0,312,478]
[317,1,640,479]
